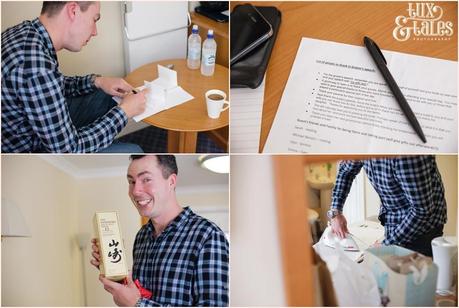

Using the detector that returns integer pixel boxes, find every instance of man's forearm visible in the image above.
[63,74,98,97]
[195,233,229,307]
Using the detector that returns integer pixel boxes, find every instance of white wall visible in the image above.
[177,188,229,233]
[1,156,83,306]
[230,155,286,306]
[1,1,125,77]
[364,172,380,218]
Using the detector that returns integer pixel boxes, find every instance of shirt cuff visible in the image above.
[90,74,101,89]
[330,203,343,212]
[134,297,141,307]
[114,105,129,124]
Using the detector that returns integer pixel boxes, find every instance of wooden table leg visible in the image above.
[168,131,179,153]
[167,131,198,153]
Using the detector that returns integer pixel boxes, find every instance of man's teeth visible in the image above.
[137,199,151,206]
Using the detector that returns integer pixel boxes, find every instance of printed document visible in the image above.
[263,38,457,153]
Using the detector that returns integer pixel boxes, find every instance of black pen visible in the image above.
[363,36,427,143]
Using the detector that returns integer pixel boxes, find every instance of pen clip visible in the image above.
[364,36,387,65]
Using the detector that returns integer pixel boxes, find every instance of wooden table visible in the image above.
[124,59,229,153]
[231,2,458,152]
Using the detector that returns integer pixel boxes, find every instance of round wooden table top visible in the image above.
[124,59,229,132]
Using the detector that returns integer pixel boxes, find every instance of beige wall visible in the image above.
[1,156,83,306]
[1,156,228,306]
[177,190,229,232]
[1,1,126,77]
[436,155,458,236]
[230,155,286,306]
[77,176,137,306]
[364,155,457,236]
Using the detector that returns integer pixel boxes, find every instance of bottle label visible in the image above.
[202,52,216,66]
[188,46,200,60]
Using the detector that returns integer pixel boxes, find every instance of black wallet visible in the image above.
[230,6,281,89]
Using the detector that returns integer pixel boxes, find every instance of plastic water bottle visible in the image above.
[187,25,201,70]
[201,29,217,76]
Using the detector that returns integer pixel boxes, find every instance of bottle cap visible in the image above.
[192,24,198,33]
[207,29,214,38]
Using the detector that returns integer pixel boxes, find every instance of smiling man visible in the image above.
[91,155,229,306]
[1,1,148,152]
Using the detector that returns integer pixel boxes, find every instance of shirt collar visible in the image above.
[31,18,58,62]
[146,207,193,237]
[167,207,192,231]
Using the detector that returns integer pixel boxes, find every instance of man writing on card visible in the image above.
[90,155,229,306]
[1,1,148,153]
[328,156,447,257]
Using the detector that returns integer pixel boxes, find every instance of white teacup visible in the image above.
[205,90,229,119]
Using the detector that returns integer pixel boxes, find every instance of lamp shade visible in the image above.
[1,199,31,237]
[199,155,229,174]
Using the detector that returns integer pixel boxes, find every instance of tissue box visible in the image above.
[363,245,438,306]
[93,212,128,281]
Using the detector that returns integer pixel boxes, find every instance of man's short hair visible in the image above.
[41,1,95,17]
[130,155,178,179]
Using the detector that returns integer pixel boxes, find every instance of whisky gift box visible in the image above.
[93,212,128,281]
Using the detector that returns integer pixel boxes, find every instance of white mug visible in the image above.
[205,90,229,119]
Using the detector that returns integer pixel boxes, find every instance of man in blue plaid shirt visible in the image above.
[91,155,229,306]
[328,156,447,257]
[1,1,148,152]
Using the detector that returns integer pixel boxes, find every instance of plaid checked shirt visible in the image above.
[331,156,447,246]
[133,207,229,307]
[1,18,127,152]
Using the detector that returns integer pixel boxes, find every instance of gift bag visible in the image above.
[363,245,438,306]
[317,243,381,306]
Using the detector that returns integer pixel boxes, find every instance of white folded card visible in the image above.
[114,65,194,122]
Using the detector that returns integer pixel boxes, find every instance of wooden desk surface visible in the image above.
[124,59,229,132]
[191,12,228,40]
[232,2,457,152]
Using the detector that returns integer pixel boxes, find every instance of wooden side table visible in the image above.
[124,59,229,153]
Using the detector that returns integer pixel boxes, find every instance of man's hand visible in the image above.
[100,271,141,307]
[330,214,349,239]
[371,239,383,248]
[119,89,148,118]
[90,238,100,269]
[95,77,134,97]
